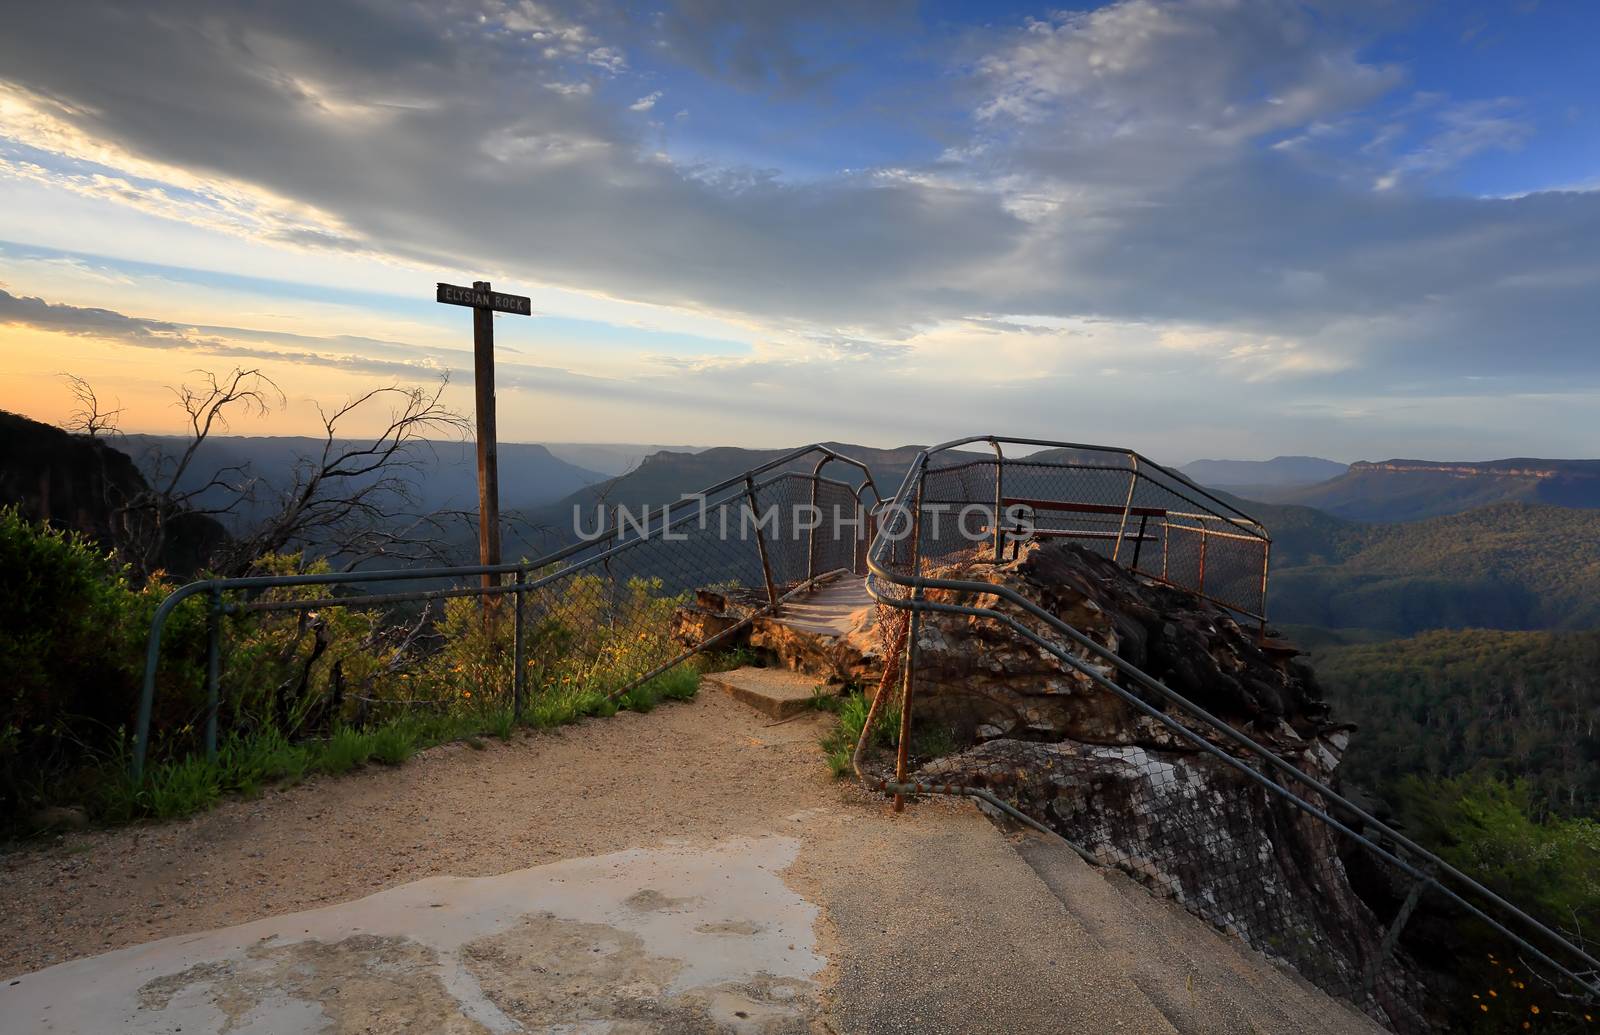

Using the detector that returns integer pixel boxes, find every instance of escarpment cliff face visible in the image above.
[906,542,1423,1030]
[0,410,226,575]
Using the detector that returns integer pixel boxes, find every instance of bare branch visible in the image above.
[59,373,122,438]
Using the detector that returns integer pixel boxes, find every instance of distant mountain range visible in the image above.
[538,442,706,478]
[1258,458,1600,522]
[1178,455,1347,489]
[15,417,1600,639]
[503,441,961,556]
[1245,500,1600,636]
[121,434,607,528]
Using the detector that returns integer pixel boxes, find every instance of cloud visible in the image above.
[632,0,915,94]
[1373,97,1534,190]
[971,0,1402,184]
[0,287,193,342]
[0,0,1595,408]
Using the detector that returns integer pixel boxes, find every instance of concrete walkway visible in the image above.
[0,691,1376,1034]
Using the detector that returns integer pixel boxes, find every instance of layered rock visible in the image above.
[670,578,883,686]
[905,542,1422,1030]
[668,586,768,649]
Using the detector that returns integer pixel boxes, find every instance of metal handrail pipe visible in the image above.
[133,444,875,778]
[864,586,1600,996]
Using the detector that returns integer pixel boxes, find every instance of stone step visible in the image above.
[701,666,823,720]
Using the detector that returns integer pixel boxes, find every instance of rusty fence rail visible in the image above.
[895,438,1271,626]
[860,434,1600,1033]
[133,444,879,780]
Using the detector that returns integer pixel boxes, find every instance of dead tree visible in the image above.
[213,380,470,574]
[108,368,278,578]
[60,373,123,439]
[68,367,471,579]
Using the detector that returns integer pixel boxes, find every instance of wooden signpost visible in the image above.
[436,281,532,590]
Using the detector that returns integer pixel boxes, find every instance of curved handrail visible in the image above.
[133,442,878,778]
[917,434,1268,537]
[858,436,1600,1010]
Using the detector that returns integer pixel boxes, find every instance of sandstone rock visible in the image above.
[898,541,1421,1029]
[918,735,1420,1028]
[672,579,884,686]
[668,586,767,651]
[908,541,1346,752]
[748,601,882,686]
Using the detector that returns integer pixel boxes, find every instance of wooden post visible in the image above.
[437,279,530,601]
[472,280,502,593]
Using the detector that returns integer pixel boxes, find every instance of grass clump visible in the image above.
[217,728,311,795]
[820,692,891,778]
[484,707,518,742]
[807,684,843,713]
[909,723,957,762]
[368,722,418,766]
[142,756,223,818]
[319,727,377,774]
[38,647,706,830]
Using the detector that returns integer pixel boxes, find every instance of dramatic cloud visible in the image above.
[0,0,1596,455]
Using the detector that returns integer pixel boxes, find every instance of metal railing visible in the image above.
[859,435,1600,1033]
[896,437,1270,626]
[132,444,880,780]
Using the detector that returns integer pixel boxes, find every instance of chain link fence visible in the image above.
[134,446,879,779]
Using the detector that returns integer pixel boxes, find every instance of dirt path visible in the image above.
[1,689,1364,1033]
[1,691,837,979]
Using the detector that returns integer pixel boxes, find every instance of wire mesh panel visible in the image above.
[135,445,882,779]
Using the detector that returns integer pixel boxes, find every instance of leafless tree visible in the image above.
[105,368,279,578]
[214,380,470,574]
[60,373,123,438]
[81,367,472,579]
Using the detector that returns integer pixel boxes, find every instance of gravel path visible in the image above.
[1,689,1363,1033]
[1,691,838,979]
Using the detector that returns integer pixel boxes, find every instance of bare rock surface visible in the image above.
[6,836,822,1034]
[908,542,1415,1029]
[910,541,1340,749]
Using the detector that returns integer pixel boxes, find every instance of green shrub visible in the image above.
[0,508,206,827]
[0,504,708,830]
[1395,774,1600,1029]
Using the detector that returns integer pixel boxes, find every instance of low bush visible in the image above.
[1,508,707,833]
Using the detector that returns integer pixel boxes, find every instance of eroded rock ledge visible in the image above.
[906,542,1421,1030]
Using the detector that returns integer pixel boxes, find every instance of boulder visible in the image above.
[668,586,768,650]
[748,603,882,686]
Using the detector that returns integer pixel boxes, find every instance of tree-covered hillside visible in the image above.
[1262,501,1600,634]
[1315,628,1600,816]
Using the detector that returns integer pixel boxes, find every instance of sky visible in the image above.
[1,0,1597,464]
